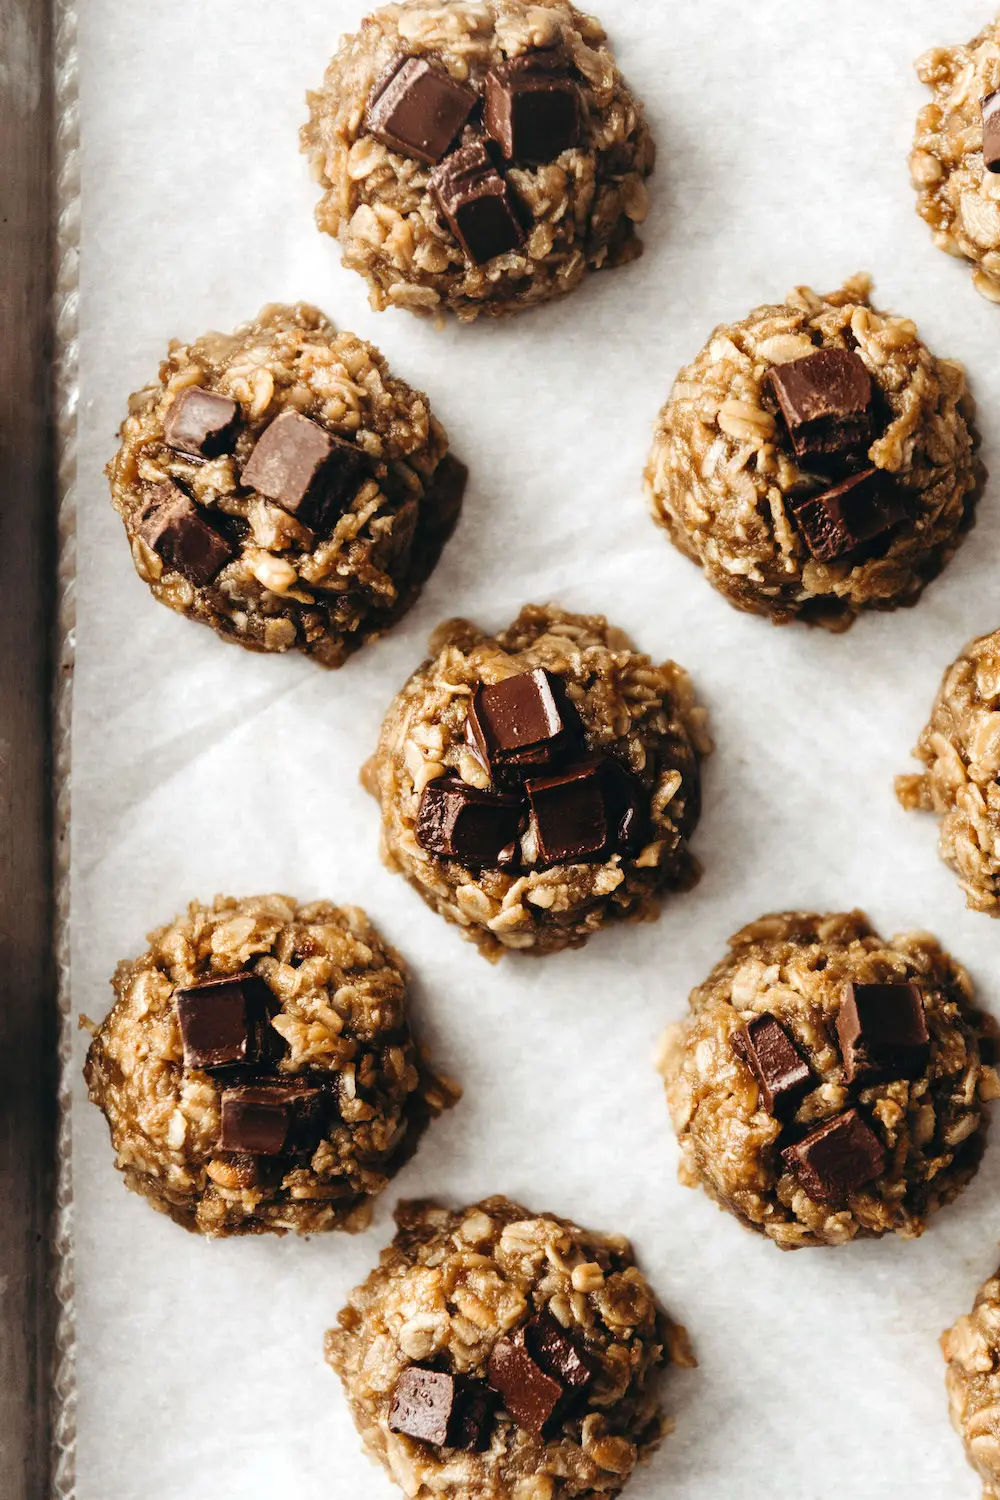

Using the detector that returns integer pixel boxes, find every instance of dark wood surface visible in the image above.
[0,0,57,1495]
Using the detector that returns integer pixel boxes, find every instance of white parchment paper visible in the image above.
[71,3,1000,1495]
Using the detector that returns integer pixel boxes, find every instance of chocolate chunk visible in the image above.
[219,1082,331,1156]
[983,89,1000,173]
[163,387,239,460]
[138,482,234,587]
[789,467,906,563]
[599,755,649,857]
[523,1313,594,1410]
[468,669,574,773]
[388,1368,492,1450]
[836,982,930,1085]
[781,1109,886,1204]
[488,1332,564,1435]
[175,970,275,1071]
[485,53,581,162]
[732,1014,812,1115]
[416,777,525,866]
[765,348,873,460]
[429,140,524,264]
[241,410,366,529]
[365,56,479,165]
[526,761,607,865]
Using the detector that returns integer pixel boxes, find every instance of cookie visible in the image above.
[657,910,998,1250]
[942,1272,1000,1499]
[300,0,654,320]
[645,276,981,631]
[364,603,710,960]
[83,894,458,1237]
[897,628,1000,916]
[326,1196,694,1500]
[109,303,465,667]
[911,18,1000,303]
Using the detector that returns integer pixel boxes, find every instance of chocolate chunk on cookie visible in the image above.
[138,481,233,587]
[429,140,524,264]
[365,56,478,165]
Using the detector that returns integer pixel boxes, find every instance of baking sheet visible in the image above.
[70,3,1000,1495]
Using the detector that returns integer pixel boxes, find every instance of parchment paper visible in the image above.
[70,3,1000,1495]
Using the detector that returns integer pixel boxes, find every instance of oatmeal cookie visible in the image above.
[326,1196,694,1499]
[645,276,980,631]
[109,303,464,667]
[83,894,458,1237]
[942,1272,1000,1499]
[364,603,710,960]
[911,17,1000,303]
[300,0,655,321]
[897,628,1000,917]
[658,910,998,1251]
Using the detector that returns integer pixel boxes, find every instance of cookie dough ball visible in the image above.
[300,1,655,321]
[109,303,465,667]
[911,19,1000,303]
[326,1196,693,1500]
[645,276,980,631]
[658,911,997,1251]
[942,1273,1000,1499]
[84,895,458,1237]
[897,629,1000,917]
[365,603,710,960]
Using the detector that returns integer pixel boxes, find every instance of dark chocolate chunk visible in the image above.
[388,1368,492,1450]
[789,467,906,564]
[487,1332,564,1435]
[526,761,607,865]
[241,410,366,530]
[468,669,573,773]
[984,89,1000,173]
[836,981,930,1085]
[365,56,479,165]
[138,481,234,587]
[523,1313,594,1410]
[485,52,581,162]
[175,970,275,1071]
[599,755,649,857]
[731,1014,812,1115]
[781,1108,886,1204]
[219,1081,331,1156]
[429,140,524,264]
[415,777,525,867]
[163,387,239,460]
[765,348,874,460]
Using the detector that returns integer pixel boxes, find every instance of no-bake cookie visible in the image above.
[645,276,981,631]
[109,303,464,666]
[364,603,710,959]
[326,1195,694,1499]
[897,627,1000,917]
[942,1271,1000,1499]
[301,0,654,320]
[911,17,1000,303]
[84,894,458,1237]
[657,910,998,1250]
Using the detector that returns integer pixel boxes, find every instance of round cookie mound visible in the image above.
[109,303,464,667]
[645,276,980,632]
[366,603,710,960]
[326,1196,694,1500]
[300,0,654,321]
[911,19,1000,303]
[84,894,458,1237]
[897,628,1000,917]
[658,910,997,1251]
[942,1271,1000,1499]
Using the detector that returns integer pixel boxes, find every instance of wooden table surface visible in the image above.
[0,0,58,1494]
